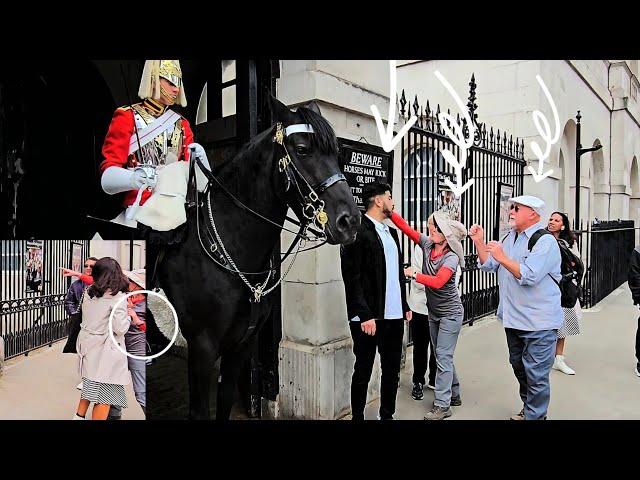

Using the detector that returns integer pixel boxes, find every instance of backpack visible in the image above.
[503,229,584,308]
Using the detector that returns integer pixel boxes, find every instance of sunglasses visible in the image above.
[84,264,94,268]
[509,204,520,212]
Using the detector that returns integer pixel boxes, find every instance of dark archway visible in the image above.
[1,61,119,238]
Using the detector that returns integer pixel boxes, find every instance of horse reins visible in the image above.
[190,122,346,302]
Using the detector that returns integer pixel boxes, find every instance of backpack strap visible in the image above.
[527,228,553,251]
[526,228,561,287]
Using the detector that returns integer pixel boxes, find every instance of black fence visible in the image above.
[1,240,90,359]
[576,220,636,309]
[399,75,526,325]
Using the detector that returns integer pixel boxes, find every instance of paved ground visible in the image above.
[0,340,145,420]
[3,283,638,421]
[360,283,640,420]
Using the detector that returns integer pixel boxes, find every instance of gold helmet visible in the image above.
[138,60,187,107]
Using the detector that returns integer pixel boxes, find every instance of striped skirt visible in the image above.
[80,378,128,408]
[558,303,582,339]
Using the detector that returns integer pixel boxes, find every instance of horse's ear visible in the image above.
[305,100,322,116]
[267,92,294,123]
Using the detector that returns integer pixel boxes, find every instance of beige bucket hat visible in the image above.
[432,210,467,269]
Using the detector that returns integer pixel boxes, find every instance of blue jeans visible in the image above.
[429,314,463,408]
[108,357,146,418]
[505,328,557,420]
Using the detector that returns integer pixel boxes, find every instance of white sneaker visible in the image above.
[552,355,575,375]
[635,364,640,377]
[76,381,83,391]
[72,413,85,420]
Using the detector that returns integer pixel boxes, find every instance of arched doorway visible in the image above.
[559,120,577,225]
[0,61,117,238]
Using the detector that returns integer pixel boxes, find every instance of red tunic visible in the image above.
[100,105,194,207]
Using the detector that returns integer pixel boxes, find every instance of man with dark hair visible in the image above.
[628,244,640,377]
[62,256,98,390]
[341,182,410,420]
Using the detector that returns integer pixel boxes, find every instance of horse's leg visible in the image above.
[216,342,254,420]
[187,332,218,420]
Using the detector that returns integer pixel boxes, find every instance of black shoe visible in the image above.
[450,395,462,407]
[510,408,525,420]
[411,382,424,401]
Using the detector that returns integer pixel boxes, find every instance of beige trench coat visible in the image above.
[76,290,131,385]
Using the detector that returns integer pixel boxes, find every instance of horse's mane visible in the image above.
[295,106,339,156]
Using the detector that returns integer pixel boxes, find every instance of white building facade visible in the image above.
[397,60,640,238]
[269,59,640,419]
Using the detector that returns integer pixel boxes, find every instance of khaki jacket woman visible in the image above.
[72,257,132,420]
[77,290,131,385]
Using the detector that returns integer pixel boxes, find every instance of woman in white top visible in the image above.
[547,212,582,375]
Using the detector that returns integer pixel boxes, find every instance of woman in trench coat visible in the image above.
[72,257,131,420]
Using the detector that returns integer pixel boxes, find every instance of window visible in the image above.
[1,240,24,271]
[221,60,236,118]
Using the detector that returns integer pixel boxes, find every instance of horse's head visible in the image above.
[268,95,360,245]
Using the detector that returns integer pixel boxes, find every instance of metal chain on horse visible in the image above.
[191,156,309,276]
[207,192,303,302]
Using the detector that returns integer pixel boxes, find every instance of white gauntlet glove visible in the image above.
[188,143,211,171]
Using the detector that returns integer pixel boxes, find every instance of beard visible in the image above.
[382,204,393,218]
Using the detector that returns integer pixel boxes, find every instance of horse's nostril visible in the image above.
[336,213,358,233]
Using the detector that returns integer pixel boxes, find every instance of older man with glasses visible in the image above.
[469,195,563,420]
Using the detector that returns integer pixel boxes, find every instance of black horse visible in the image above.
[157,95,361,419]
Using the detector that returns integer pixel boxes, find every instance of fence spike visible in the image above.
[399,89,407,118]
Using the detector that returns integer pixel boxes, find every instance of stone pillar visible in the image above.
[609,188,630,220]
[630,196,640,244]
[266,61,392,419]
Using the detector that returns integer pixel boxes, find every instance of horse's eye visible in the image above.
[295,145,309,156]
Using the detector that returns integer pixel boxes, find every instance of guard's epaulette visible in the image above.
[117,102,142,111]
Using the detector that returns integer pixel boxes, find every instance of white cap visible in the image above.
[508,195,546,217]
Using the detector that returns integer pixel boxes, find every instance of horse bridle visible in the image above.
[189,121,347,302]
[273,122,346,232]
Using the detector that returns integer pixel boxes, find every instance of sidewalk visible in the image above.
[363,283,640,420]
[0,339,145,420]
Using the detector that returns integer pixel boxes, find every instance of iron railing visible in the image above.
[1,240,90,359]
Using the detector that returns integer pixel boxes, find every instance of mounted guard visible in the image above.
[99,59,210,233]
